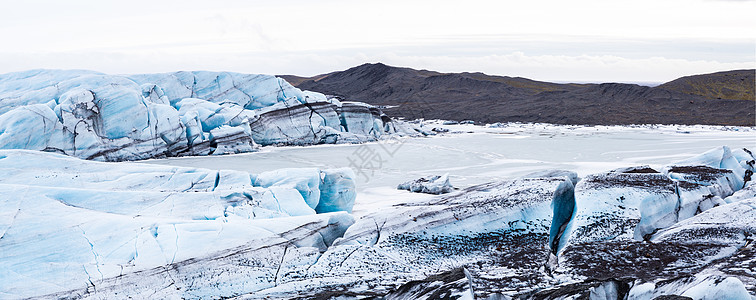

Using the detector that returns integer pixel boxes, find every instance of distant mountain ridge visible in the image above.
[281,64,755,126]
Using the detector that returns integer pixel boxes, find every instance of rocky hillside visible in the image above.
[282,64,755,126]
[656,69,754,101]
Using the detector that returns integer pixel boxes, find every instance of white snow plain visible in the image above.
[143,122,756,217]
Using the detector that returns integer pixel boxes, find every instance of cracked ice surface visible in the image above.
[0,150,356,299]
[0,70,414,161]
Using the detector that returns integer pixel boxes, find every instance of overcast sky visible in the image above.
[0,0,753,83]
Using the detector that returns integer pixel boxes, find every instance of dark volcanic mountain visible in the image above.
[281,64,755,126]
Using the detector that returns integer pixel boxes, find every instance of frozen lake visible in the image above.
[142,123,756,216]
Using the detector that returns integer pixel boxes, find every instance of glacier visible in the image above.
[0,70,414,161]
[1,106,755,300]
[0,149,359,299]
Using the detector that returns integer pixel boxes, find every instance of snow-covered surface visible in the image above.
[0,70,412,161]
[142,123,756,217]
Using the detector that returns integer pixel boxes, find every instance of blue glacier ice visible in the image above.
[526,170,578,254]
[173,98,250,133]
[0,149,359,299]
[128,71,324,109]
[255,168,323,210]
[315,168,358,213]
[0,70,415,161]
[253,168,359,214]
